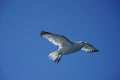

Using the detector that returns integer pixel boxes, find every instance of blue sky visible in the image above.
[0,0,120,80]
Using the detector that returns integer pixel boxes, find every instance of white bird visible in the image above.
[40,31,99,64]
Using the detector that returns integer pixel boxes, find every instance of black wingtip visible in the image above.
[40,30,45,36]
[40,30,51,37]
[95,49,99,52]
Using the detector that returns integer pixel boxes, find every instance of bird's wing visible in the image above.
[40,31,73,48]
[81,42,99,53]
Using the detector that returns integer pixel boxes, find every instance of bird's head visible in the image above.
[77,41,84,43]
[77,41,88,45]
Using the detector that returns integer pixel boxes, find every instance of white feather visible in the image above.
[48,50,60,60]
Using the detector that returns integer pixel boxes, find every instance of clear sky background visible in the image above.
[0,0,120,80]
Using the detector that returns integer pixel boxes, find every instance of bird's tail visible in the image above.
[49,50,62,63]
[48,50,60,61]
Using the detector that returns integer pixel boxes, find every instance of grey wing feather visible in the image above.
[81,42,99,53]
[40,31,73,48]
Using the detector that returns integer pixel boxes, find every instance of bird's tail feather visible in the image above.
[48,51,60,61]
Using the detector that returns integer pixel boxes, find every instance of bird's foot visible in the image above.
[54,54,62,64]
[54,58,60,64]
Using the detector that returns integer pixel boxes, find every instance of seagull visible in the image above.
[40,31,99,64]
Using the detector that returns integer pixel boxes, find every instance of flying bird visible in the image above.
[40,31,99,64]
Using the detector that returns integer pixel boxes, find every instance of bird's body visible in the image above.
[40,31,99,63]
[59,43,84,55]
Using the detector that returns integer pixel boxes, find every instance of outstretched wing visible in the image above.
[40,31,73,48]
[81,42,99,53]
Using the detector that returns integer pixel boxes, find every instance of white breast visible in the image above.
[60,43,84,55]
